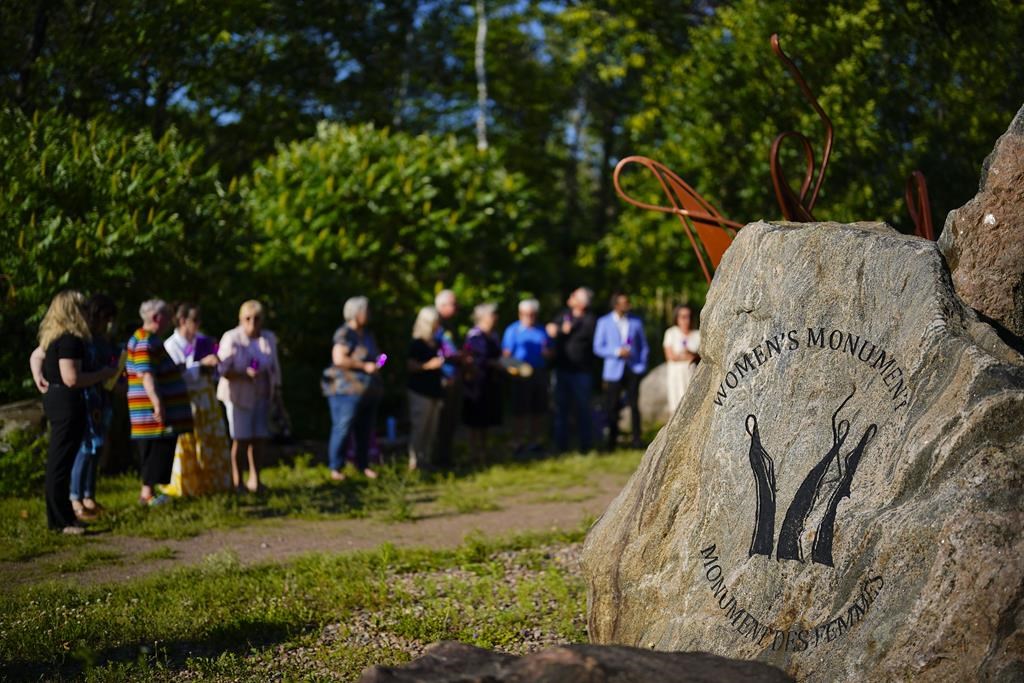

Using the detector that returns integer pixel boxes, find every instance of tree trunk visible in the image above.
[152,79,170,140]
[15,0,53,107]
[392,23,415,128]
[560,96,585,289]
[594,112,618,238]
[474,0,488,151]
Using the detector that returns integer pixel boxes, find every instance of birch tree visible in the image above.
[474,0,488,151]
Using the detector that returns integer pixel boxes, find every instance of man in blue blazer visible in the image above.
[593,292,649,450]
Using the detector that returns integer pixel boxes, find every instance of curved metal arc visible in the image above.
[612,156,744,230]
[613,156,712,284]
[613,155,743,284]
[905,170,934,240]
[769,33,834,217]
[769,131,816,221]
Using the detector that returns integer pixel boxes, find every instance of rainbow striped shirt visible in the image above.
[126,328,193,439]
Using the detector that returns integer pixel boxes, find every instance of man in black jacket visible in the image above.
[547,287,597,453]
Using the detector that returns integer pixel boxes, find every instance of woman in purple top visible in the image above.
[462,303,503,462]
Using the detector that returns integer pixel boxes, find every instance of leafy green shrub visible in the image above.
[243,122,549,434]
[0,427,48,497]
[0,107,243,401]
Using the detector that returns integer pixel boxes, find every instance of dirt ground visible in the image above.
[3,478,625,590]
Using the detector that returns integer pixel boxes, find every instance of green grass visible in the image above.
[49,548,124,574]
[529,490,596,504]
[0,450,642,562]
[138,547,177,561]
[0,527,590,681]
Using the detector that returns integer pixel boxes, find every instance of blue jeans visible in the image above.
[69,443,98,501]
[554,369,593,452]
[328,394,359,471]
[327,393,378,471]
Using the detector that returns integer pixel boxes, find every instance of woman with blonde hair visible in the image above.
[31,291,117,533]
[217,300,281,493]
[406,306,445,470]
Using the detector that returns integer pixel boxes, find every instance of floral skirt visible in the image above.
[163,377,232,497]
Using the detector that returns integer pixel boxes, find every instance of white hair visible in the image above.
[518,298,539,314]
[575,287,594,307]
[343,296,369,323]
[473,302,498,324]
[434,289,456,308]
[412,306,440,341]
[139,298,168,323]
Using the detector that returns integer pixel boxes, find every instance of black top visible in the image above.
[551,309,597,373]
[407,338,443,398]
[42,333,85,420]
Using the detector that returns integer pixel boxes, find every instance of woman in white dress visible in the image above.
[663,304,701,413]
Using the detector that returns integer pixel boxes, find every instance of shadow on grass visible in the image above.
[1,442,646,561]
[2,616,297,681]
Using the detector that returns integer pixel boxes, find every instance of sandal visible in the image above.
[71,502,98,521]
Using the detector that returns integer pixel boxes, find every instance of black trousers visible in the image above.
[45,411,86,530]
[135,437,177,487]
[604,369,641,450]
[434,378,461,468]
[352,393,380,471]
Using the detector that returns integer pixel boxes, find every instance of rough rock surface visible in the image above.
[582,221,1024,682]
[939,103,1024,348]
[0,399,45,438]
[360,641,793,682]
[620,363,671,431]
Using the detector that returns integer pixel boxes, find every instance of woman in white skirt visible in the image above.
[663,304,701,414]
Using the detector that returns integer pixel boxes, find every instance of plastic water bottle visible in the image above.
[386,416,397,441]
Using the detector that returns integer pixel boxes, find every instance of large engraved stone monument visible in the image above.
[581,220,1024,681]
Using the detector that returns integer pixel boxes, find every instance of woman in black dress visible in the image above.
[32,291,117,534]
[462,303,503,462]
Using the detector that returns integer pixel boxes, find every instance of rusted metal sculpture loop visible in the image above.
[769,33,834,222]
[613,155,742,284]
[769,131,816,222]
[905,170,935,240]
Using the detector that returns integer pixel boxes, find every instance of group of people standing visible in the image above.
[31,284,702,534]
[348,288,703,473]
[32,291,283,534]
[320,291,476,479]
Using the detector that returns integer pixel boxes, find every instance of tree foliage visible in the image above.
[1,0,1022,419]
[0,107,240,397]
[242,122,546,428]
[623,0,1024,230]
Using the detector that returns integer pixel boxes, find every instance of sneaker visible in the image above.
[330,470,347,482]
[62,525,86,536]
[362,468,379,480]
[148,494,171,507]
